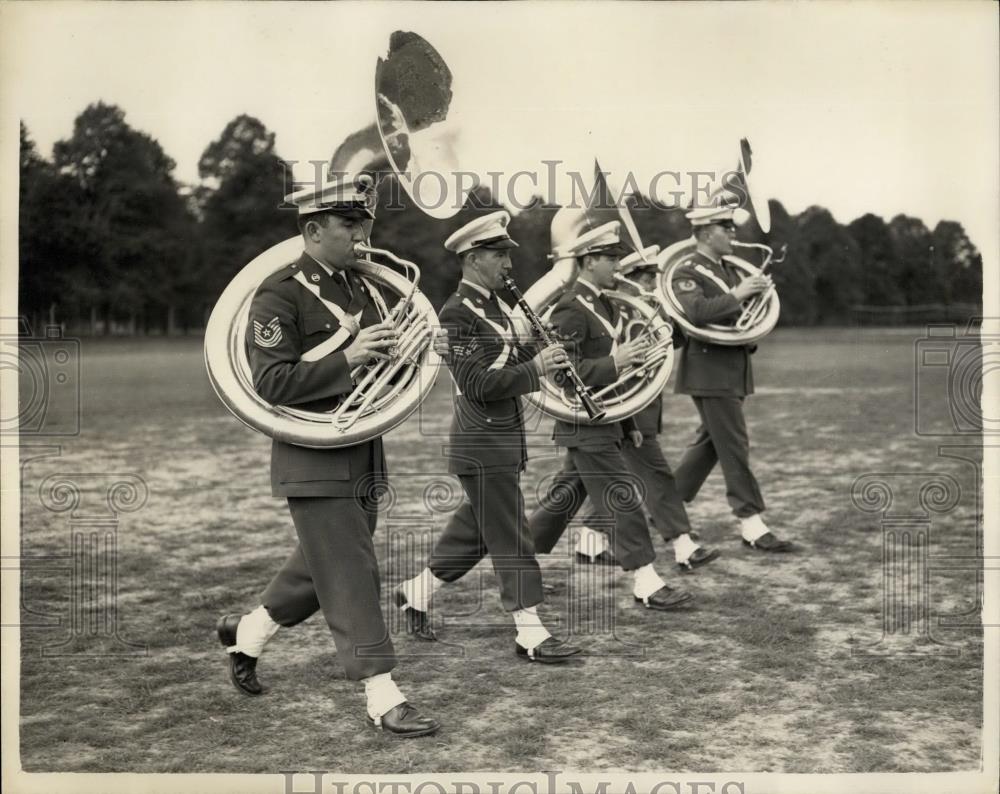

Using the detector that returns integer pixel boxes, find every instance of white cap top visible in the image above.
[561,221,629,259]
[618,245,662,275]
[285,174,376,218]
[444,210,519,254]
[686,188,750,227]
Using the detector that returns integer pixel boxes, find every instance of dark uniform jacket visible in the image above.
[246,252,387,497]
[549,279,637,449]
[672,250,755,397]
[440,281,541,474]
[633,394,663,438]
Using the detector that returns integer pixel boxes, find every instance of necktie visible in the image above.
[599,294,615,321]
[336,270,353,299]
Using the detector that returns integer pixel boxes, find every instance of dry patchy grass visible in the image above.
[17,328,984,773]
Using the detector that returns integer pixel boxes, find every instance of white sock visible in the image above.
[232,605,281,657]
[363,673,408,721]
[673,533,700,563]
[632,564,667,600]
[400,568,443,613]
[575,525,609,559]
[740,513,770,542]
[512,606,552,650]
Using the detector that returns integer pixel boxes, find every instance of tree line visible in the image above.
[19,103,983,335]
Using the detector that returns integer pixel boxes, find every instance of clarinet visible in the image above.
[501,276,606,422]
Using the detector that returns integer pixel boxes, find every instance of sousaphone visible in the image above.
[656,138,784,347]
[204,32,456,448]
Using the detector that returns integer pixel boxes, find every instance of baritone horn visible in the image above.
[204,31,457,448]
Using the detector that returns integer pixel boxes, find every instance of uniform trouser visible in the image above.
[260,496,395,681]
[428,469,544,612]
[673,396,765,519]
[529,444,656,571]
[582,437,692,541]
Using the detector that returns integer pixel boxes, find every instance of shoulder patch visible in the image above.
[450,338,480,359]
[675,278,698,293]
[253,317,283,348]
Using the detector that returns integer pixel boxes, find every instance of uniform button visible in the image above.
[325,323,331,329]
[486,418,492,423]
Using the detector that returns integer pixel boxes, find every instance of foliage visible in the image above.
[21,103,199,331]
[196,114,298,307]
[18,107,985,333]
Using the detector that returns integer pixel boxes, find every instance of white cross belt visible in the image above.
[294,271,365,362]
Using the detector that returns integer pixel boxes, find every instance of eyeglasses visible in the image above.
[712,222,738,233]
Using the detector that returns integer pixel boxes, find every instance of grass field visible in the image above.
[16,327,984,774]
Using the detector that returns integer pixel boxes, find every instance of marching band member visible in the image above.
[671,193,793,553]
[592,247,721,572]
[216,175,440,738]
[396,211,582,664]
[529,221,692,611]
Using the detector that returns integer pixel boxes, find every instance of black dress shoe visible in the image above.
[575,550,617,566]
[394,591,437,641]
[369,702,440,738]
[515,636,583,664]
[677,545,721,572]
[742,532,794,553]
[634,585,692,611]
[216,614,264,696]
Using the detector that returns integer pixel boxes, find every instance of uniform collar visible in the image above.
[693,247,723,267]
[296,253,328,282]
[306,252,344,278]
[575,278,603,298]
[297,253,358,307]
[573,276,616,321]
[460,279,492,300]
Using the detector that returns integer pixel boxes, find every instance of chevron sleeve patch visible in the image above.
[253,317,283,348]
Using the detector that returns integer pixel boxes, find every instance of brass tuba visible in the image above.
[204,32,454,448]
[655,138,783,347]
[517,205,675,425]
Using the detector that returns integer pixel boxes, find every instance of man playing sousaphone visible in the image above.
[215,175,440,738]
[396,211,583,664]
[671,191,794,553]
[535,245,721,573]
[530,220,693,611]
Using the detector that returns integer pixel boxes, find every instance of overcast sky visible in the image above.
[3,1,998,264]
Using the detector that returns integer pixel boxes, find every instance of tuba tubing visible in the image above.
[655,238,780,347]
[204,236,441,449]
[515,257,674,425]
